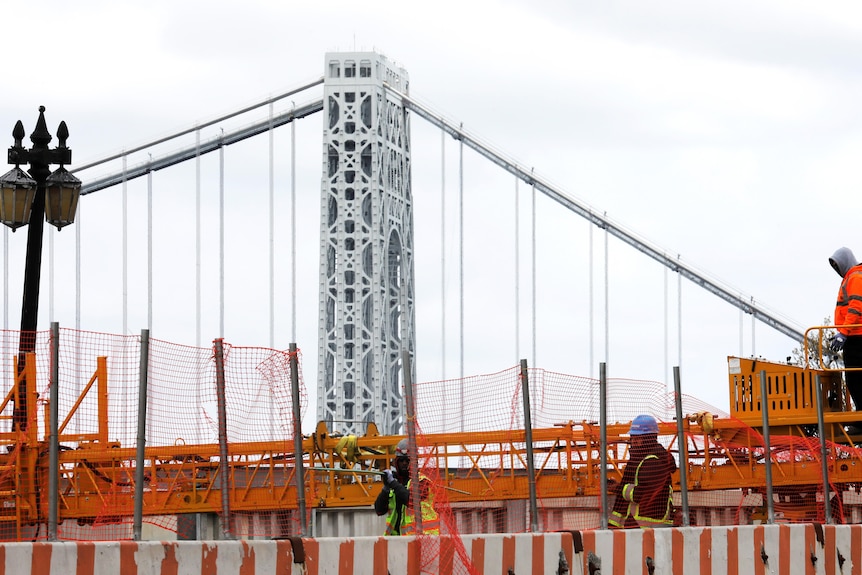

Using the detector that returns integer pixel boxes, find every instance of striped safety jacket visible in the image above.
[375,472,440,536]
[609,437,676,529]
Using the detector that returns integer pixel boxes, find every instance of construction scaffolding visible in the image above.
[0,326,858,542]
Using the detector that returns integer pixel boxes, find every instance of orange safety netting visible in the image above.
[411,365,855,533]
[0,328,307,541]
[0,326,857,549]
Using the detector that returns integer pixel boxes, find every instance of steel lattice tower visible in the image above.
[317,52,415,436]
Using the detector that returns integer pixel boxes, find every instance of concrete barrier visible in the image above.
[574,524,858,574]
[0,524,858,574]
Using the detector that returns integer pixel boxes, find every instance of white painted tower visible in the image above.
[317,52,415,436]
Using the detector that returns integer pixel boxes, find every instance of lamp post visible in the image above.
[0,106,80,431]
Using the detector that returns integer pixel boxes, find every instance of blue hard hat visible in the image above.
[629,414,659,436]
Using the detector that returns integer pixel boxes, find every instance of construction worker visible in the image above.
[608,414,677,529]
[829,247,862,411]
[374,438,440,535]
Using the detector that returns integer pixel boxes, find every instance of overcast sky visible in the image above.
[2,1,861,429]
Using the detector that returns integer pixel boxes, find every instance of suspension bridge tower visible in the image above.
[317,52,416,436]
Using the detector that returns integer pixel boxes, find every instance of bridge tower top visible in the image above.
[317,51,416,436]
[324,51,409,93]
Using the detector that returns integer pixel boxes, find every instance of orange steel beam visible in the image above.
[14,415,858,520]
[3,353,862,526]
[57,356,109,444]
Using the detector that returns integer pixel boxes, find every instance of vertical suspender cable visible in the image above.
[739,306,744,357]
[147,164,153,331]
[589,221,594,380]
[441,130,446,380]
[219,132,226,338]
[123,155,128,335]
[459,125,464,386]
[74,195,82,438]
[441,131,447,432]
[515,176,520,363]
[48,217,54,323]
[3,228,7,329]
[678,257,682,368]
[751,297,756,357]
[195,131,201,347]
[269,102,275,348]
[2,227,7,330]
[145,169,155,464]
[664,268,669,390]
[402,103,417,435]
[268,104,276,437]
[291,104,297,343]
[604,221,609,365]
[122,156,130,435]
[531,176,537,368]
[76,202,81,330]
[133,328,150,541]
[2,229,6,410]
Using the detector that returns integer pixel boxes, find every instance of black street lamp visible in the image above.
[0,106,81,431]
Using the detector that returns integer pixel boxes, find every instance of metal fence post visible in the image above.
[521,359,538,532]
[814,374,832,524]
[402,349,422,534]
[48,322,60,541]
[289,343,308,535]
[673,366,690,526]
[600,362,608,530]
[133,329,150,540]
[214,338,232,538]
[759,369,775,524]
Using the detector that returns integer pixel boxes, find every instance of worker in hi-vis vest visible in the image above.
[374,438,440,535]
[609,414,677,529]
[829,247,862,413]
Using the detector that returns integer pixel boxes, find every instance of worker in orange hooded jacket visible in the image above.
[829,247,862,411]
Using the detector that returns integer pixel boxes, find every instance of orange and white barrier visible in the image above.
[574,524,855,574]
[0,524,859,574]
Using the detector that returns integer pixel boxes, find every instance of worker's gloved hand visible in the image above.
[382,469,396,487]
[830,333,847,353]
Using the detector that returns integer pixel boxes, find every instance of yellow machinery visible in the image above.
[728,354,853,435]
[1,348,861,538]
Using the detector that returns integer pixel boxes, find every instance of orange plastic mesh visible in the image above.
[0,326,856,545]
[0,328,307,541]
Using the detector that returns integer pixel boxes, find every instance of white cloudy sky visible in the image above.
[2,0,861,429]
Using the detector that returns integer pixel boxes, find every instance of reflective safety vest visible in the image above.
[384,475,440,536]
[608,454,674,529]
[836,267,862,336]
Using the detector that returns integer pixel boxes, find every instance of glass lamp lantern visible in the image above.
[0,166,37,230]
[45,167,81,230]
